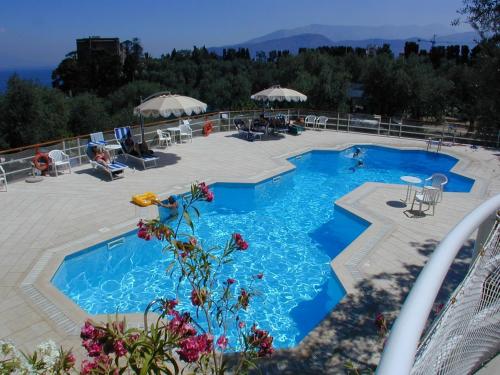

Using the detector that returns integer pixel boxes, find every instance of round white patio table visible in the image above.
[400,175,422,203]
[105,144,122,161]
[166,126,182,144]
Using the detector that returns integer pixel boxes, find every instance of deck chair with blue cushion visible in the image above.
[90,131,107,146]
[86,144,127,180]
[114,126,159,169]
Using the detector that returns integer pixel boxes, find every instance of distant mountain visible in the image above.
[208,28,479,57]
[244,24,468,44]
[209,33,333,56]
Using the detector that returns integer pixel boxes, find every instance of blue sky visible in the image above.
[0,0,471,69]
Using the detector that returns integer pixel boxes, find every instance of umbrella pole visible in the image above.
[140,113,146,144]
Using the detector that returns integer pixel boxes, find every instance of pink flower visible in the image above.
[248,325,274,357]
[168,312,197,338]
[205,191,214,202]
[177,334,213,363]
[163,299,179,314]
[190,288,207,306]
[227,278,236,285]
[81,360,97,375]
[238,289,250,310]
[113,339,127,357]
[256,273,264,279]
[65,352,76,370]
[217,335,228,350]
[81,320,95,339]
[233,233,249,250]
[238,321,245,329]
[88,342,103,357]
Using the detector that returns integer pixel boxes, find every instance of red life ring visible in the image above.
[33,153,50,171]
[203,121,213,136]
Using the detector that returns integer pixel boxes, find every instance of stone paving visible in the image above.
[0,129,499,372]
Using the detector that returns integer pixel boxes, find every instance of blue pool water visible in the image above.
[52,146,474,348]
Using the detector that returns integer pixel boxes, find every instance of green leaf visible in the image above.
[182,211,194,233]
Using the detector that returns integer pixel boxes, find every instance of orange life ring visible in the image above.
[203,121,213,136]
[33,153,50,171]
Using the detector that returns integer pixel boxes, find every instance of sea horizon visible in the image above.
[0,67,54,92]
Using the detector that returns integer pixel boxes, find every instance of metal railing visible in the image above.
[377,194,500,375]
[0,109,498,182]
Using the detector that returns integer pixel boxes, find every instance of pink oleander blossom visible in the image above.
[113,339,127,357]
[217,335,228,350]
[233,233,249,250]
[81,360,97,375]
[238,289,250,310]
[190,288,207,306]
[81,320,95,339]
[163,299,179,314]
[227,278,236,285]
[248,325,274,357]
[177,334,213,363]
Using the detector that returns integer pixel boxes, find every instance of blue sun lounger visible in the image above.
[86,143,127,180]
[114,126,159,169]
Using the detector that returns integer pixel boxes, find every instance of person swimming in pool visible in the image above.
[353,147,362,158]
[349,159,364,172]
[158,195,179,222]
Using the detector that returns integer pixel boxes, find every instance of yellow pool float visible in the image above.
[132,192,159,207]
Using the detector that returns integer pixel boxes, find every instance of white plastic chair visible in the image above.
[179,122,193,143]
[0,165,7,191]
[316,116,328,130]
[156,129,172,148]
[425,173,448,202]
[48,150,71,177]
[411,186,440,216]
[304,115,317,128]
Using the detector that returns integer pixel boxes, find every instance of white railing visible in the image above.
[377,194,500,375]
[0,109,498,182]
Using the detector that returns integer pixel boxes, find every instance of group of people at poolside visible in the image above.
[89,131,154,170]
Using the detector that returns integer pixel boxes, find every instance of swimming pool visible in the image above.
[52,146,474,348]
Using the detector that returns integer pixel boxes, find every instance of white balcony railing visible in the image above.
[377,194,500,375]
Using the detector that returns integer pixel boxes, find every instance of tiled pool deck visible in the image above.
[0,130,499,373]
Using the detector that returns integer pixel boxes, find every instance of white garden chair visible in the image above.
[48,150,71,177]
[316,116,328,130]
[411,186,440,216]
[424,173,448,202]
[304,115,317,128]
[0,165,7,191]
[179,121,193,143]
[156,129,172,148]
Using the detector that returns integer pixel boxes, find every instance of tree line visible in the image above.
[0,1,498,150]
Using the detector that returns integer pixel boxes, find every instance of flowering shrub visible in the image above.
[78,181,274,374]
[0,339,75,374]
[374,312,388,337]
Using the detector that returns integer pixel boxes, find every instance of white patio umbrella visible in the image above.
[250,85,307,103]
[134,91,207,142]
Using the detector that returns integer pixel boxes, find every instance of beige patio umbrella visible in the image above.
[250,85,307,102]
[134,91,207,141]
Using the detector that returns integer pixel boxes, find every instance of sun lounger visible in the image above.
[234,119,261,141]
[86,143,127,180]
[114,126,159,169]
